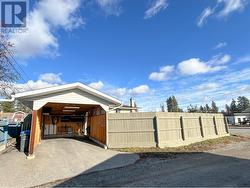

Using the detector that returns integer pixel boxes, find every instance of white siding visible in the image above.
[31,89,112,111]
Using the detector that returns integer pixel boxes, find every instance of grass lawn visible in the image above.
[116,135,249,159]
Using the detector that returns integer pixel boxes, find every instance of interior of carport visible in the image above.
[29,102,107,156]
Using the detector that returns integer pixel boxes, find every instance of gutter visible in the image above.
[109,102,123,111]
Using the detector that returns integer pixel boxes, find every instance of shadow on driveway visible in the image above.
[0,137,139,187]
[51,150,250,187]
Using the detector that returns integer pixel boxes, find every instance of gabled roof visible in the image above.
[120,105,139,110]
[13,82,122,105]
[242,107,250,113]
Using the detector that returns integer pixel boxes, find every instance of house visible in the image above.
[226,107,250,125]
[8,82,138,158]
[110,98,139,113]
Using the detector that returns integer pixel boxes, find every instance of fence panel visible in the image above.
[108,113,157,148]
[107,112,229,148]
[156,113,183,147]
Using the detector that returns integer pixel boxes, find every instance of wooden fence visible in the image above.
[107,112,229,148]
[89,114,106,144]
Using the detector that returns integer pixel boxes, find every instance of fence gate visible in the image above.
[88,114,106,145]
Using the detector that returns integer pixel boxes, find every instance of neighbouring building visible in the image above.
[226,107,250,125]
[0,111,27,123]
[109,98,139,113]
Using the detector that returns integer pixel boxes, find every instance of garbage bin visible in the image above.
[20,130,30,153]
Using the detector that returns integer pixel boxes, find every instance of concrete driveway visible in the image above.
[0,138,139,187]
[230,126,250,137]
[46,130,250,187]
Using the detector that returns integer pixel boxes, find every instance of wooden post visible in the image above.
[105,112,109,148]
[84,112,88,136]
[224,116,229,134]
[199,116,204,138]
[154,114,162,148]
[180,116,185,141]
[213,116,218,135]
[28,110,37,158]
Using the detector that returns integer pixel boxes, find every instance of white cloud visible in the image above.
[144,0,168,19]
[10,0,83,59]
[213,42,227,49]
[129,85,150,95]
[217,0,247,17]
[96,0,123,16]
[88,81,104,90]
[208,54,231,65]
[109,87,127,97]
[178,58,213,75]
[235,54,250,64]
[38,0,83,29]
[39,73,63,84]
[177,56,229,76]
[197,0,247,27]
[149,65,174,81]
[197,7,214,27]
[16,80,59,92]
[15,73,64,92]
[197,83,220,91]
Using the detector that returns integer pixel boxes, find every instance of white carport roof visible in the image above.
[12,82,122,109]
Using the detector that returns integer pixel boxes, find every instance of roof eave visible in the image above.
[13,82,122,105]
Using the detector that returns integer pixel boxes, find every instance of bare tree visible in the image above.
[0,34,20,97]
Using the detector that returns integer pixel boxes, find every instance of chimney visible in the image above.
[130,98,135,108]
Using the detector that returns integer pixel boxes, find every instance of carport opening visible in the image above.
[40,103,107,145]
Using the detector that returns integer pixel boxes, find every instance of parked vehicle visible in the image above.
[242,119,250,125]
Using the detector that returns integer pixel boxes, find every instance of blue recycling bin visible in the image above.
[20,130,30,152]
[0,121,8,148]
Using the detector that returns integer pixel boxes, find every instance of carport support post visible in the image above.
[27,110,37,159]
[105,112,109,148]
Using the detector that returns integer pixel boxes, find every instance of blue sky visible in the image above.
[10,0,250,111]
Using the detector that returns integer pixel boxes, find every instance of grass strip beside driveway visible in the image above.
[116,135,249,159]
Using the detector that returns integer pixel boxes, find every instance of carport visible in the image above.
[11,82,122,158]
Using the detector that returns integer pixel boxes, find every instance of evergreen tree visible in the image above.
[187,104,199,113]
[172,96,179,112]
[166,97,173,112]
[178,108,183,112]
[166,96,181,112]
[199,106,205,112]
[0,101,15,112]
[15,100,31,113]
[211,101,219,113]
[237,96,250,112]
[205,104,210,113]
[230,99,238,113]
